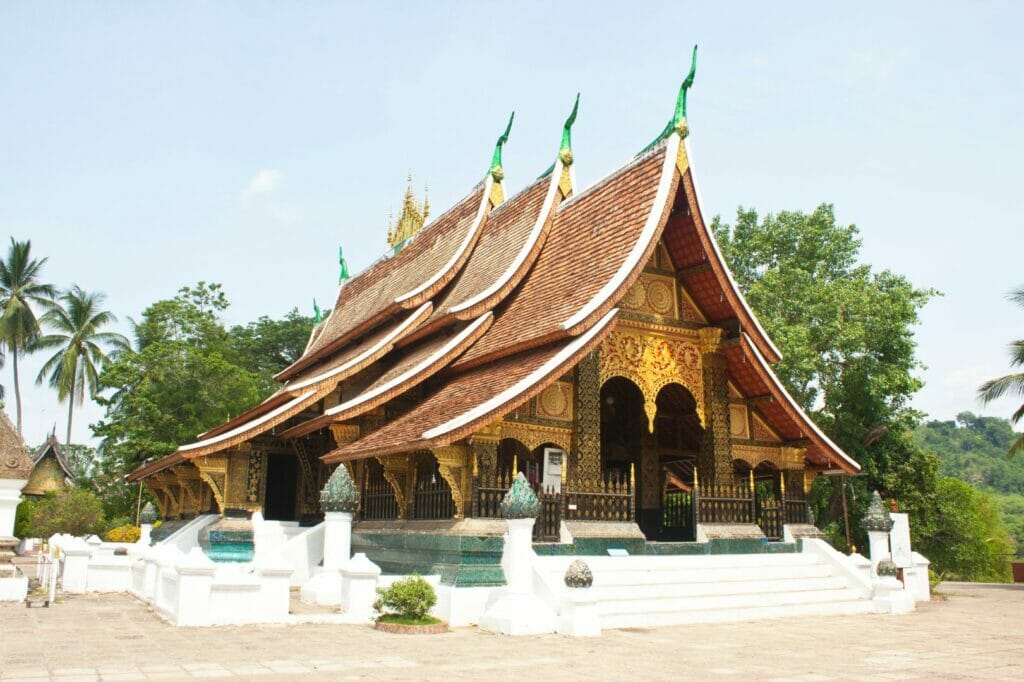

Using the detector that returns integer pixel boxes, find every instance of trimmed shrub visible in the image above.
[13,498,37,539]
[373,575,436,620]
[28,488,106,538]
[105,524,141,543]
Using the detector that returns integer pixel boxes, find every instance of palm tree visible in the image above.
[0,238,55,434]
[35,286,129,444]
[978,286,1024,456]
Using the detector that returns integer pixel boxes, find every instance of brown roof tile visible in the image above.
[453,144,676,370]
[276,183,489,380]
[278,312,493,440]
[323,308,618,461]
[401,175,557,345]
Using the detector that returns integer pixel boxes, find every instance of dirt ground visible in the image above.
[1,582,1022,681]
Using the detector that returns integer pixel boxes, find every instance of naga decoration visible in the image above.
[338,246,350,284]
[500,472,540,519]
[641,44,698,153]
[861,490,894,533]
[564,559,594,589]
[320,463,359,513]
[489,112,515,183]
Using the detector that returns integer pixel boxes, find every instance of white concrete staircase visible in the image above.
[535,551,879,629]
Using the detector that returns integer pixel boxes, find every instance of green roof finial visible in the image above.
[313,298,322,324]
[489,111,515,182]
[338,246,349,284]
[638,44,698,155]
[559,93,580,166]
[672,45,698,136]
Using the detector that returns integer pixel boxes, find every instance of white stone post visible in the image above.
[555,560,600,637]
[258,555,294,622]
[61,541,92,594]
[480,473,555,635]
[323,511,353,571]
[174,548,216,626]
[866,529,891,574]
[341,552,381,622]
[139,523,153,547]
[301,467,358,607]
[0,479,26,538]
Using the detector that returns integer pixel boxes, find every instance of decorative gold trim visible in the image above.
[599,325,705,430]
[329,423,360,447]
[431,444,471,520]
[499,420,573,453]
[377,455,409,519]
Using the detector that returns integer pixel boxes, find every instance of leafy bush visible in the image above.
[373,575,436,620]
[13,498,38,539]
[28,488,106,539]
[104,524,141,543]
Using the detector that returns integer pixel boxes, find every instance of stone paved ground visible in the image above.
[1,583,1022,681]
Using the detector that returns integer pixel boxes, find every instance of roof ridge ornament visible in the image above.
[560,92,580,166]
[639,44,698,155]
[489,111,515,183]
[338,246,350,284]
[539,93,581,183]
[313,298,322,324]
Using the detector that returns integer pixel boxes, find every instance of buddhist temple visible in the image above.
[22,434,74,497]
[127,52,859,576]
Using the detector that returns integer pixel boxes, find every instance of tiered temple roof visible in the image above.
[128,68,858,483]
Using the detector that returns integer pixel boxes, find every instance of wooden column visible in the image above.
[699,328,733,486]
[574,350,602,488]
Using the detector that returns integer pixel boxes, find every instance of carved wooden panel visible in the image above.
[598,326,704,430]
[536,381,573,422]
[729,405,749,439]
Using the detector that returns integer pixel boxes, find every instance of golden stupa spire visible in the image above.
[387,171,428,251]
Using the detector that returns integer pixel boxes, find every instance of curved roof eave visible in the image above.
[323,308,618,463]
[277,311,494,440]
[680,137,783,363]
[740,332,860,473]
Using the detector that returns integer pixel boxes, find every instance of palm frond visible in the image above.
[978,372,1024,403]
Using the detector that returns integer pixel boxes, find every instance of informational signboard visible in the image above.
[542,448,564,493]
[890,512,913,568]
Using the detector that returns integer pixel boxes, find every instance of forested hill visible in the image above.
[917,413,1024,494]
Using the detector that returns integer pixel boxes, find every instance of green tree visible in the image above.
[978,286,1024,456]
[91,283,265,517]
[35,286,130,444]
[27,487,106,538]
[229,308,314,393]
[927,478,1015,581]
[0,238,56,434]
[713,205,936,486]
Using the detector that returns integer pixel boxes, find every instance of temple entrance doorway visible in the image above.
[653,383,703,540]
[263,453,298,521]
[600,377,646,528]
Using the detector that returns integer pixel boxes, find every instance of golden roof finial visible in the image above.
[388,172,428,251]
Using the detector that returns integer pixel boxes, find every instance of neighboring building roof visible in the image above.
[32,435,75,480]
[0,411,33,481]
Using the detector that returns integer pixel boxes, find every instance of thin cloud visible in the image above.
[243,169,285,197]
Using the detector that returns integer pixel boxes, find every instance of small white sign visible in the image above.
[607,548,629,557]
[890,512,912,567]
[567,504,578,511]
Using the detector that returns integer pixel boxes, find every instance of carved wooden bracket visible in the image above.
[377,455,409,520]
[432,445,472,519]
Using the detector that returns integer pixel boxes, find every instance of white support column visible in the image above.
[173,548,216,626]
[300,511,353,606]
[61,541,92,594]
[257,555,294,622]
[340,552,381,622]
[479,517,555,635]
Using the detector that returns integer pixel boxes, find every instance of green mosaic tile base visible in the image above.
[351,532,506,586]
[533,538,799,556]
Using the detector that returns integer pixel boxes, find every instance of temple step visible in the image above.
[590,575,848,602]
[535,551,877,628]
[599,596,877,629]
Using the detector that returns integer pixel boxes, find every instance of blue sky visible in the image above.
[2,1,1022,446]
